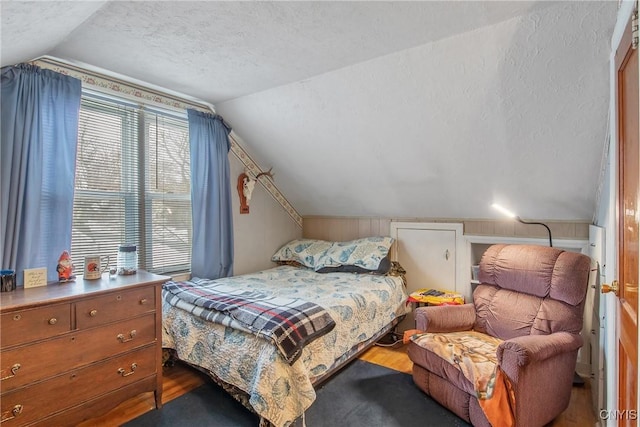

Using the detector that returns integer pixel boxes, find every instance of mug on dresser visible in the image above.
[84,255,109,280]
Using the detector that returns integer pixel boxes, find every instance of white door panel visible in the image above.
[397,228,456,294]
[390,222,462,332]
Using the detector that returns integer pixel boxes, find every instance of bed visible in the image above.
[161,237,410,427]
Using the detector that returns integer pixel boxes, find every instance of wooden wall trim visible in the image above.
[303,216,589,241]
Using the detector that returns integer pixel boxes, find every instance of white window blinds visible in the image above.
[71,92,191,275]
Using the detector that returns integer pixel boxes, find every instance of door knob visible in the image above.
[601,280,619,296]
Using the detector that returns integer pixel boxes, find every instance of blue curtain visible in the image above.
[187,109,234,279]
[1,64,82,283]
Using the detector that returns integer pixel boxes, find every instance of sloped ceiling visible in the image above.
[1,1,617,221]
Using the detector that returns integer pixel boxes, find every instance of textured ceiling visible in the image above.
[1,1,617,221]
[2,1,553,103]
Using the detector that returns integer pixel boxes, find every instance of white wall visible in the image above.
[229,154,302,275]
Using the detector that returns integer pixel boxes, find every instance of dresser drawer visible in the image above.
[76,286,156,329]
[0,304,71,348]
[32,376,158,427]
[0,313,156,393]
[0,345,156,426]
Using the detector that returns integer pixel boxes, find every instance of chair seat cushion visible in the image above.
[410,331,503,399]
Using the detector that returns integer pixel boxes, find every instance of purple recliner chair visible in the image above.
[407,244,592,427]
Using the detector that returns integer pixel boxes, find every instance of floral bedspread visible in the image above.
[163,278,336,364]
[162,265,409,427]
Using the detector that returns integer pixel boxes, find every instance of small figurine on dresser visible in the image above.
[57,250,76,282]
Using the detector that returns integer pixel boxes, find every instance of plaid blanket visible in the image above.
[163,279,336,364]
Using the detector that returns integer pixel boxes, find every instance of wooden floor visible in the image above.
[82,343,596,426]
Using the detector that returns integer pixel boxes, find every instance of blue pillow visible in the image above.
[315,254,391,275]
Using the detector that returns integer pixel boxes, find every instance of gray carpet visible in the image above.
[125,359,470,426]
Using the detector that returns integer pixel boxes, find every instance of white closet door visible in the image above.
[390,222,461,331]
[396,228,456,294]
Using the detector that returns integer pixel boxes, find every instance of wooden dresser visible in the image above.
[0,271,169,426]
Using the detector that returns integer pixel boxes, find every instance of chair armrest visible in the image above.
[496,331,583,423]
[497,332,583,367]
[414,303,476,332]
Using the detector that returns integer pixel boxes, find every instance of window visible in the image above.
[71,91,191,275]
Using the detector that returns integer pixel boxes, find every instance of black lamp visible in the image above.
[491,203,553,247]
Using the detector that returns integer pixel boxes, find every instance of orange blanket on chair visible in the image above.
[409,330,515,427]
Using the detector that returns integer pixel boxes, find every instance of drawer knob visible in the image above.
[1,404,23,422]
[1,364,21,381]
[12,314,21,321]
[140,298,148,305]
[90,309,98,317]
[117,363,137,377]
[117,330,137,343]
[48,318,57,325]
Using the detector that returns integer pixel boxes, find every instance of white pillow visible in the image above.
[271,239,333,269]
